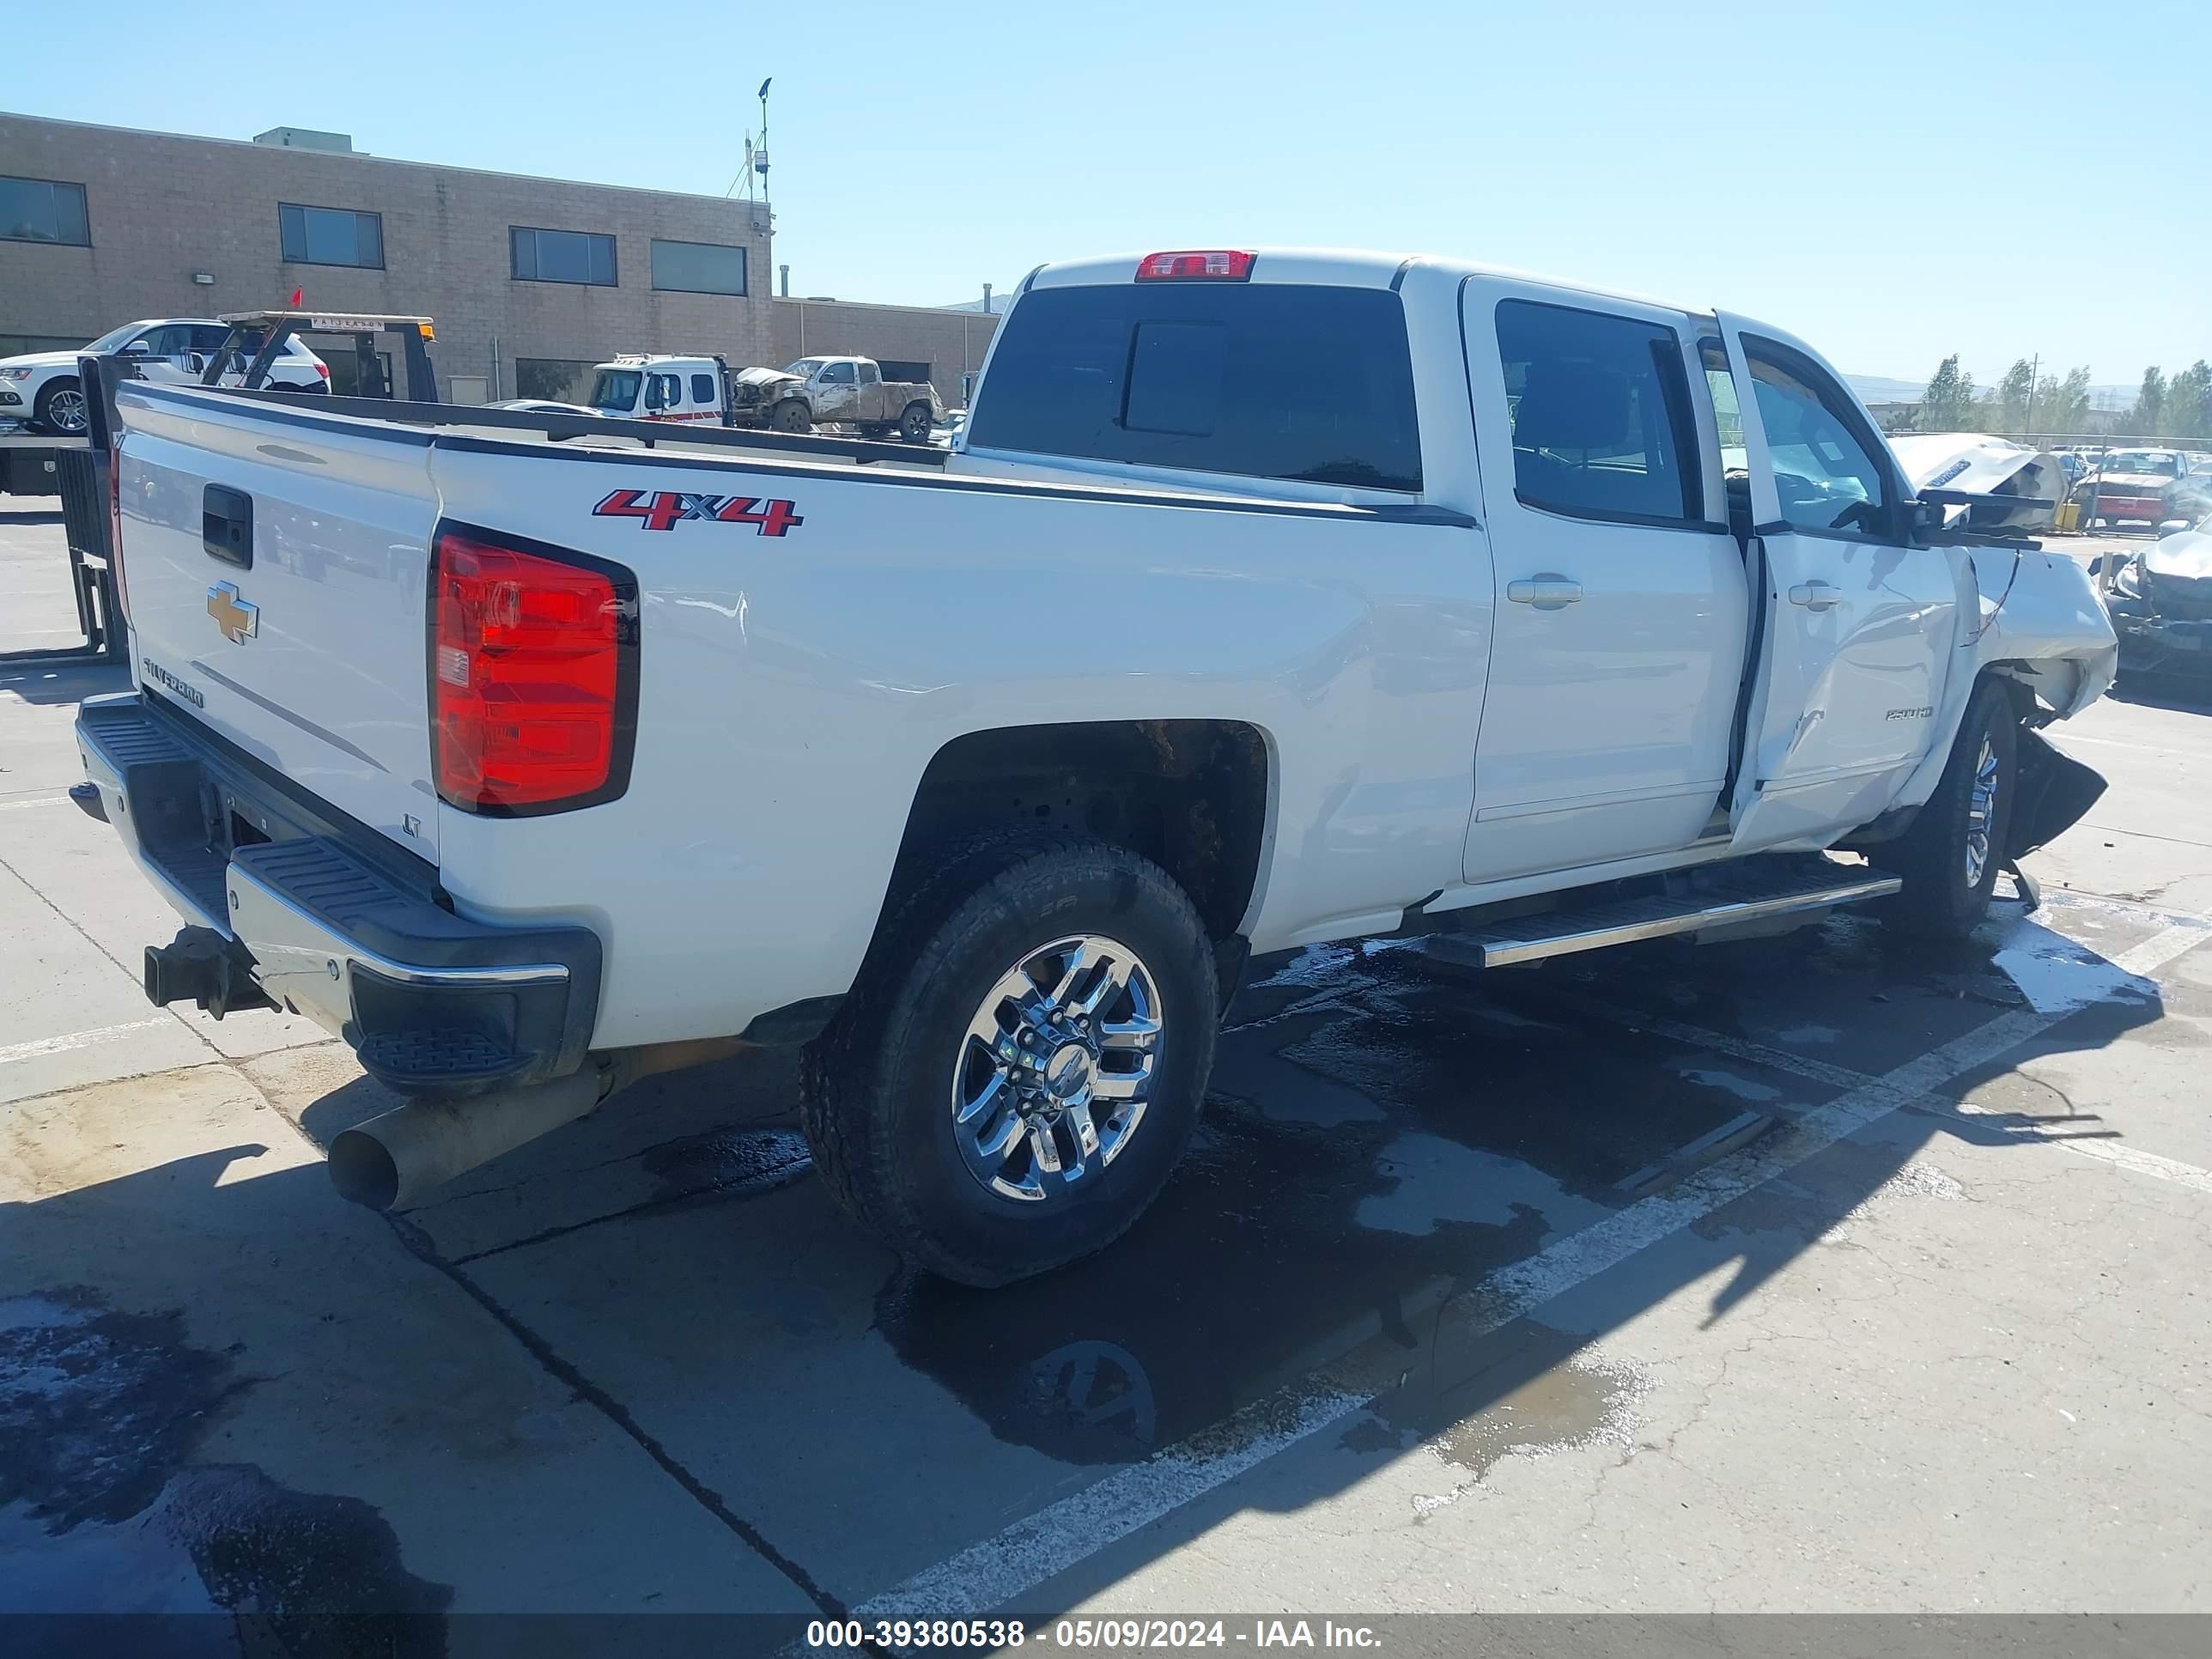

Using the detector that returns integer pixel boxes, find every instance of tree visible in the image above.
[1921,356,1978,430]
[2035,367,2091,435]
[2166,361,2212,442]
[1984,359,2037,432]
[2128,367,2166,436]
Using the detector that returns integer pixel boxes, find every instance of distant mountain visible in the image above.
[939,289,1019,314]
[1845,374,1925,404]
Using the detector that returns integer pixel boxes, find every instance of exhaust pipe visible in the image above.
[328,1038,746,1211]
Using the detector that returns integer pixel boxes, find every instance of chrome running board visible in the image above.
[1423,869,1902,969]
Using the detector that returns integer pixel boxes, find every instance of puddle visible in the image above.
[0,1290,239,1529]
[1346,1318,1653,1510]
[1990,917,2156,1017]
[1425,1349,1649,1483]
[1357,1133,1610,1238]
[1673,1066,1785,1103]
[0,1288,450,1647]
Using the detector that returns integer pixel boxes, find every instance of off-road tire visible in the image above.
[771,399,811,433]
[800,833,1218,1286]
[1878,679,2018,939]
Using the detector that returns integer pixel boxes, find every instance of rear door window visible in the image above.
[968,282,1422,491]
[1495,300,1700,525]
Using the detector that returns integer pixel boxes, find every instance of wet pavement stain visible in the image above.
[1344,1319,1651,1507]
[641,1124,814,1203]
[876,1091,1563,1466]
[1425,1351,1648,1483]
[0,1288,240,1529]
[876,957,1848,1468]
[1,1289,452,1653]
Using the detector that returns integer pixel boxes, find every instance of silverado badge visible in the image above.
[207,581,259,645]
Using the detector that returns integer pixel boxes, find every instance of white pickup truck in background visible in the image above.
[76,246,2116,1285]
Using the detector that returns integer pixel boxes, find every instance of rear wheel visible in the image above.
[771,399,810,433]
[898,402,933,443]
[800,834,1218,1286]
[33,377,88,436]
[1877,680,2018,939]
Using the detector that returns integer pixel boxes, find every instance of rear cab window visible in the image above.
[967,281,1423,492]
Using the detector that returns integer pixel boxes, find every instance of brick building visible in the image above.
[1,112,995,405]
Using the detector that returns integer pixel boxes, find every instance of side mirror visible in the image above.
[1904,497,1947,538]
[119,339,152,356]
[2086,555,2105,576]
[2158,520,2191,538]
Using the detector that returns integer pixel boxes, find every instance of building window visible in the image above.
[279,203,384,268]
[649,238,746,295]
[513,227,617,286]
[2,176,90,246]
[514,358,599,402]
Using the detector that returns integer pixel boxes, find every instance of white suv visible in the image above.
[0,319,329,436]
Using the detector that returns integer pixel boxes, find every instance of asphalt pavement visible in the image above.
[2,505,2209,1656]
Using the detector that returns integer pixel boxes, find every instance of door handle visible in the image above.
[203,484,252,569]
[1788,580,1840,611]
[1506,574,1582,610]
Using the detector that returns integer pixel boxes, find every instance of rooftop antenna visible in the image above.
[753,77,772,203]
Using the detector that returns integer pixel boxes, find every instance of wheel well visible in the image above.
[888,720,1270,942]
[1984,659,2058,725]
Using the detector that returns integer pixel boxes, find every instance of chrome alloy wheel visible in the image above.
[46,386,89,434]
[1964,733,2000,888]
[950,934,1163,1203]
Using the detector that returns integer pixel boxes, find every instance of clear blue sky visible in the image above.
[12,0,2206,387]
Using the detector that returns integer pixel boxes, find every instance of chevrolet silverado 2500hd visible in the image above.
[76,246,2117,1286]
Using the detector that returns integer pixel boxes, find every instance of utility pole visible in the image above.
[2025,351,2039,438]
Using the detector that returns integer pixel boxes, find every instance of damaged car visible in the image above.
[2100,511,2212,682]
[2074,448,2212,530]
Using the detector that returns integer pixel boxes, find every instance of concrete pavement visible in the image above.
[3,504,2210,1653]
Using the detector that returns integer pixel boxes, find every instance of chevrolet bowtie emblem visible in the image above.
[207,581,259,645]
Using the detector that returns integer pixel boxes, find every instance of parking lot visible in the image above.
[3,501,2209,1650]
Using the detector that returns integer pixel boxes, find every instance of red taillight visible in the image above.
[1134,249,1256,282]
[106,452,130,627]
[430,526,635,814]
[314,362,331,380]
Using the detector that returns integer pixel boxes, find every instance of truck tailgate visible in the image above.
[116,386,442,860]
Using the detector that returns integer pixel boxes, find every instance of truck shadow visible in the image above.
[0,903,2189,1641]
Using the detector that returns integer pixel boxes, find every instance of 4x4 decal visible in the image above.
[592,488,804,536]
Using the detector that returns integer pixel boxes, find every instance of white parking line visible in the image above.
[0,792,70,814]
[0,1018,173,1066]
[859,914,2208,1622]
[1945,1103,2212,1196]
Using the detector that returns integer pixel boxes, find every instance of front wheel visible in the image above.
[33,377,88,436]
[770,399,810,433]
[800,835,1218,1286]
[1877,680,2018,939]
[898,402,933,443]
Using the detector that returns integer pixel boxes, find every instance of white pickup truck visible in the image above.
[76,246,2116,1286]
